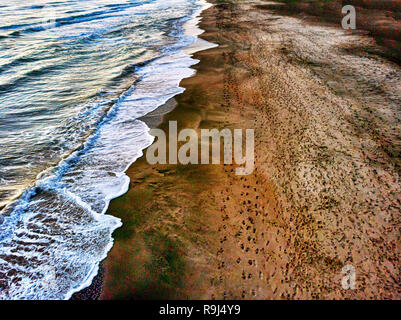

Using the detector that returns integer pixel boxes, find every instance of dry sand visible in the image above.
[98,0,401,300]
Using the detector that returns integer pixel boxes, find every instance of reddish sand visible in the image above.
[96,0,401,300]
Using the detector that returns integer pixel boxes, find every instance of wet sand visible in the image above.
[97,0,401,299]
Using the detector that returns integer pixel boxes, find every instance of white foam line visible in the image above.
[62,0,218,300]
[60,138,152,300]
[0,0,218,301]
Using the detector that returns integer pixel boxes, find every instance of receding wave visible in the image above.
[0,0,213,300]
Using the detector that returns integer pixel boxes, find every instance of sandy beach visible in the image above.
[91,0,401,300]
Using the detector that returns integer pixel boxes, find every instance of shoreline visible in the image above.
[92,0,399,299]
[71,0,218,300]
[1,0,217,300]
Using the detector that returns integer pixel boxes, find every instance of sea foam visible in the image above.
[0,0,216,300]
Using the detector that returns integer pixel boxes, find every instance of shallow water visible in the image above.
[0,0,211,300]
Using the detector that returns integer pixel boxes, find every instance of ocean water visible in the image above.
[0,0,213,299]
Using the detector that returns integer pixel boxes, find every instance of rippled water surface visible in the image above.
[0,0,196,205]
